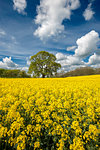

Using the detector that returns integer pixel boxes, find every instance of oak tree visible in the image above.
[28,51,61,78]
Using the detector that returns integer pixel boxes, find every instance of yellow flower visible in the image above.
[34,141,40,149]
[0,75,100,149]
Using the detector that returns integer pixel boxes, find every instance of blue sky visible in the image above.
[0,0,100,72]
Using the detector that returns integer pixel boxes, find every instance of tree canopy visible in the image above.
[28,51,61,78]
[0,68,31,78]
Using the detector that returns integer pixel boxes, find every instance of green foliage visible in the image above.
[28,51,61,78]
[56,67,100,77]
[0,68,31,78]
[0,68,6,77]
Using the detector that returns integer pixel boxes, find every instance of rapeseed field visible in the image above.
[0,75,100,150]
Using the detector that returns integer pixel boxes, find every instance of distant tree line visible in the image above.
[56,67,100,77]
[0,68,31,78]
[1,67,100,78]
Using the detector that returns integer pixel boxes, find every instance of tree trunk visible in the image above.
[42,74,45,78]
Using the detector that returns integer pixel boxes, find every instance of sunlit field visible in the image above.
[0,75,100,150]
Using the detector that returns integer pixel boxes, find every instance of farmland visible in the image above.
[0,75,100,150]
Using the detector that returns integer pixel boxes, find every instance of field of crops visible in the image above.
[0,75,100,150]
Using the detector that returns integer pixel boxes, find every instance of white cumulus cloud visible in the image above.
[56,30,100,72]
[75,30,100,58]
[65,55,83,66]
[13,0,27,14]
[56,53,67,61]
[83,3,95,21]
[0,57,18,69]
[87,53,100,65]
[56,53,84,67]
[56,54,85,72]
[34,0,80,40]
[67,46,77,51]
